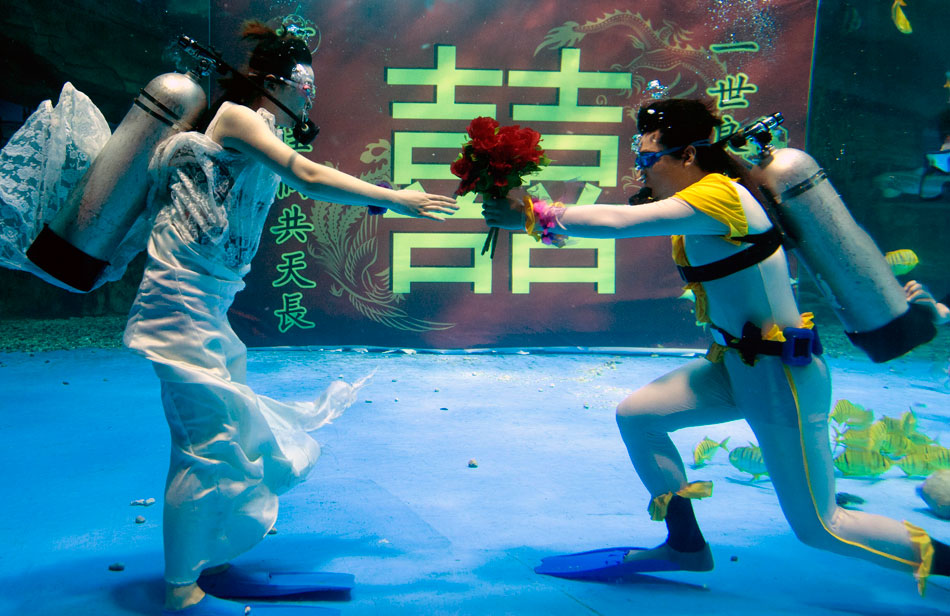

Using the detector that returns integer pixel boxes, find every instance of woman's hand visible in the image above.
[481,195,525,230]
[387,190,459,221]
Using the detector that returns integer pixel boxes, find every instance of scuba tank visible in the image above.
[738,115,936,362]
[25,35,320,293]
[26,69,207,292]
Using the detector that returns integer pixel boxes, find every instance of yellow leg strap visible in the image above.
[649,481,713,521]
[904,520,934,596]
[705,342,727,364]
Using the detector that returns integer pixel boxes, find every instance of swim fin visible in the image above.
[198,566,354,599]
[535,543,711,580]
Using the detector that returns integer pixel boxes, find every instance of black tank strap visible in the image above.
[677,226,783,283]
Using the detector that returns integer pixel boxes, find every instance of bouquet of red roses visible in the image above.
[451,116,550,257]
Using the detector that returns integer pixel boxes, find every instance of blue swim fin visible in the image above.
[535,546,681,580]
[198,566,354,599]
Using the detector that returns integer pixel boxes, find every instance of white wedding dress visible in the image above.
[1,86,365,584]
[0,82,148,288]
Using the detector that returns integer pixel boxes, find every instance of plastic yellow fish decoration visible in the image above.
[884,249,918,276]
[891,0,912,34]
[896,453,934,477]
[830,400,874,429]
[923,445,950,470]
[908,431,936,446]
[901,409,917,432]
[878,429,913,458]
[834,449,892,476]
[729,444,768,480]
[693,436,730,467]
[869,420,889,442]
[877,415,908,435]
[896,445,950,476]
[835,426,879,451]
[900,410,935,445]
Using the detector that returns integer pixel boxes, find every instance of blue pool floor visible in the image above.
[1,347,950,615]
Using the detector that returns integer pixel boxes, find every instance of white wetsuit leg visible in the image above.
[726,353,920,574]
[616,357,742,497]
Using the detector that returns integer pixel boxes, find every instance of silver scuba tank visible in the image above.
[751,147,936,362]
[26,70,207,292]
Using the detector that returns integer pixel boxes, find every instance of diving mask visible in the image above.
[277,64,316,105]
[632,138,711,171]
[177,36,320,145]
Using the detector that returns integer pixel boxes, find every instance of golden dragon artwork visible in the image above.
[535,10,786,192]
[304,140,454,333]
[535,10,729,101]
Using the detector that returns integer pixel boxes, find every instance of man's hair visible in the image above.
[638,98,776,211]
[637,98,733,175]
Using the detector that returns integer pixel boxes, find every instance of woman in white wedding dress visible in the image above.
[0,21,456,615]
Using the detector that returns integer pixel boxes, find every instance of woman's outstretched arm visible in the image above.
[213,104,458,220]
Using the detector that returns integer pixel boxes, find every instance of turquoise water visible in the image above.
[1,2,948,344]
[1,348,949,615]
[1,2,950,614]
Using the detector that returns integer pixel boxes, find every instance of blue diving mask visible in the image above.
[633,139,711,171]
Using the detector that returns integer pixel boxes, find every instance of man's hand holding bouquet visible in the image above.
[451,117,564,256]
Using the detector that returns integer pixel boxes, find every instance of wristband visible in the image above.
[523,196,567,247]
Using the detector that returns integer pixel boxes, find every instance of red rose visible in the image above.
[494,125,542,168]
[453,117,548,199]
[489,158,513,176]
[517,129,542,162]
[456,173,479,195]
[457,179,477,195]
[467,116,499,150]
[495,124,519,147]
[450,154,473,180]
[491,133,518,164]
[510,128,541,161]
[454,118,550,256]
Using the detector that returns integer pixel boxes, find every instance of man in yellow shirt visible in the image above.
[484,98,948,593]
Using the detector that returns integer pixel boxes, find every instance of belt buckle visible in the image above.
[781,327,816,366]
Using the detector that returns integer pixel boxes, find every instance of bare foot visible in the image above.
[623,542,714,571]
[165,582,205,611]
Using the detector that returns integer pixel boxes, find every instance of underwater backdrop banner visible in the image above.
[214,0,817,349]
